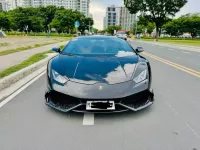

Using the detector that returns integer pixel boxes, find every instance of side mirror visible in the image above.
[135,47,144,53]
[52,47,60,53]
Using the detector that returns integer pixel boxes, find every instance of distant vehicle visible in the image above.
[45,36,154,113]
[179,33,192,38]
[116,30,127,40]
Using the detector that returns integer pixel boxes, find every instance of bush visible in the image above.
[5,31,75,37]
[141,36,200,40]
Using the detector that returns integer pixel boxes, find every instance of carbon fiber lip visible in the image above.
[45,89,154,113]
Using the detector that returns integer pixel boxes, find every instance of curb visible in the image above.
[0,53,57,91]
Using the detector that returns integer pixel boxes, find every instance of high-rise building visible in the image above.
[20,0,90,17]
[120,7,136,31]
[104,5,121,29]
[88,13,93,19]
[0,0,90,17]
[103,17,107,30]
[104,5,136,31]
[0,0,16,11]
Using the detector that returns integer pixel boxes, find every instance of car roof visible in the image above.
[75,35,117,39]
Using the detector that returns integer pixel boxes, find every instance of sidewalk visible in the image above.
[0,41,68,71]
[131,39,200,53]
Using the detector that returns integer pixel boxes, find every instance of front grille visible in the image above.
[121,90,150,104]
[121,99,150,110]
[48,90,81,105]
[46,90,81,112]
[45,89,153,112]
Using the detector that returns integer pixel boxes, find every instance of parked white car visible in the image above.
[116,31,127,41]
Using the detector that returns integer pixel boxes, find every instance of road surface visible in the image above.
[0,40,200,150]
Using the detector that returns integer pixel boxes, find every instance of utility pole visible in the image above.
[89,21,91,33]
[135,15,137,37]
[26,25,28,36]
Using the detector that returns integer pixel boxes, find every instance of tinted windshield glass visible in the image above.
[62,37,134,55]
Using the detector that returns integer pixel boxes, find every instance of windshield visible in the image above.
[61,37,134,55]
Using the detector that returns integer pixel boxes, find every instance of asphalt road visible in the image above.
[0,40,200,150]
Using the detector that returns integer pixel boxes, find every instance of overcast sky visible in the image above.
[89,0,200,30]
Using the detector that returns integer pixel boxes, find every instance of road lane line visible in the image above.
[185,121,200,139]
[0,71,46,108]
[143,52,200,78]
[143,52,200,75]
[83,113,94,125]
[144,52,200,77]
[169,48,175,51]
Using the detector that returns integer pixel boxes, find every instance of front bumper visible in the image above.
[45,89,154,113]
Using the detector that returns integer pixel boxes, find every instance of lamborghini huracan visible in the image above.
[45,36,154,113]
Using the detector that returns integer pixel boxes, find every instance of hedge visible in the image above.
[5,31,76,37]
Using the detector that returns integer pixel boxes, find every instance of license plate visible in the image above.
[86,101,115,110]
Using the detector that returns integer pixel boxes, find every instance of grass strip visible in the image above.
[0,45,64,79]
[0,43,9,47]
[0,37,71,56]
[0,42,54,56]
[141,38,200,46]
[159,40,200,46]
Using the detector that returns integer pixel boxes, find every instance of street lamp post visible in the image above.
[135,15,137,37]
[48,25,50,37]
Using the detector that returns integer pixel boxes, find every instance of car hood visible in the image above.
[51,51,138,84]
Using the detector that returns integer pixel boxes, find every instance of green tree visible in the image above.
[50,9,74,33]
[163,13,200,37]
[147,22,155,34]
[78,17,94,34]
[38,6,57,30]
[124,0,188,40]
[182,14,200,37]
[136,16,155,35]
[28,16,45,32]
[163,19,181,36]
[133,25,145,34]
[8,7,39,31]
[0,12,11,30]
[138,16,149,27]
[106,26,121,35]
[92,28,98,33]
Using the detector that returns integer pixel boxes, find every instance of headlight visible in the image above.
[52,69,69,84]
[133,69,147,84]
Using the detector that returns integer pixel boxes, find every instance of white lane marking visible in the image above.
[169,48,175,51]
[164,99,200,139]
[182,51,191,54]
[176,57,181,59]
[185,121,200,139]
[0,71,46,108]
[83,113,94,125]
